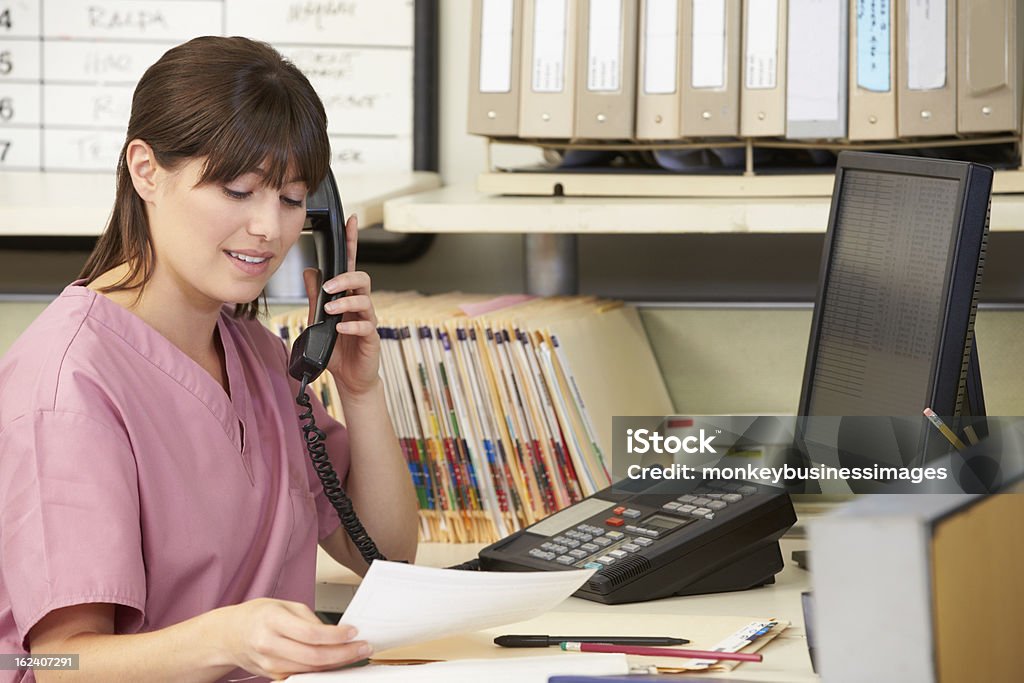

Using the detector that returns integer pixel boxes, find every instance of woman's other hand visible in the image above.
[220,598,370,679]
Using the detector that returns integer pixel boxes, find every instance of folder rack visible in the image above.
[475,134,1024,198]
[271,293,673,544]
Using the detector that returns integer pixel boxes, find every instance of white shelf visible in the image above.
[384,183,1024,234]
[0,170,441,237]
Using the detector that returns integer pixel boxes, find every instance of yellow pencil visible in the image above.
[923,408,966,450]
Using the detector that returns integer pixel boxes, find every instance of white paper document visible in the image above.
[336,561,596,653]
[286,653,630,682]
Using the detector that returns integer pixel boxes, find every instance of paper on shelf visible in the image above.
[284,653,630,682]
[337,561,596,653]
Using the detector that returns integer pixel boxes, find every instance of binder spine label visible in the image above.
[532,0,569,92]
[643,0,679,94]
[479,0,516,93]
[586,0,624,92]
[692,0,727,89]
[856,0,892,92]
[906,0,947,91]
[745,0,780,89]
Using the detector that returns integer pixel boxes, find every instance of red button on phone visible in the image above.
[612,506,626,515]
[605,517,625,527]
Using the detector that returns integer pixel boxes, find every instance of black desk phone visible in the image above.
[290,171,798,598]
[478,479,796,604]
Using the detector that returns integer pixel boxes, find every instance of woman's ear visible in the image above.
[125,139,159,202]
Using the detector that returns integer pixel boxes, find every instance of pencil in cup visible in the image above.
[560,641,763,663]
[923,408,967,450]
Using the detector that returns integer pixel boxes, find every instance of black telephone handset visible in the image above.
[288,171,346,384]
[288,171,387,566]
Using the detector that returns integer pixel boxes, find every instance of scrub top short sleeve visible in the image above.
[0,409,146,650]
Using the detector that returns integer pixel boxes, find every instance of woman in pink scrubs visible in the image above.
[0,37,418,682]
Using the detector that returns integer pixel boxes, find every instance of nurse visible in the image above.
[0,37,418,682]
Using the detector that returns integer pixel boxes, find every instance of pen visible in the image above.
[560,641,763,663]
[923,408,966,450]
[495,634,689,648]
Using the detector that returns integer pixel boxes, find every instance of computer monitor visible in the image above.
[796,151,993,471]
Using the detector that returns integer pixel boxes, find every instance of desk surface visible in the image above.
[315,538,816,682]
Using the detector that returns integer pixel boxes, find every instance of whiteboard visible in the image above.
[0,0,416,172]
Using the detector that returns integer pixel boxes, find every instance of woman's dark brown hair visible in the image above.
[80,36,330,318]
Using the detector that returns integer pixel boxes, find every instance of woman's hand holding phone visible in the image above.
[301,214,383,399]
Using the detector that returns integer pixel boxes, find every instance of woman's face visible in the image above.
[146,157,309,308]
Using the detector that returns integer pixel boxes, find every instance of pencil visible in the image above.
[923,408,967,450]
[560,641,763,663]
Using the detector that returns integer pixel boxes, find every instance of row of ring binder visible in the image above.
[468,0,1023,143]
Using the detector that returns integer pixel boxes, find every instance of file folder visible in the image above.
[740,0,787,137]
[468,0,523,137]
[786,0,848,139]
[574,0,639,139]
[519,0,579,138]
[636,0,684,139]
[680,0,741,137]
[897,0,956,137]
[957,0,1023,134]
[848,0,897,140]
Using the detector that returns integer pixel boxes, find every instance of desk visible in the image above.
[314,538,817,682]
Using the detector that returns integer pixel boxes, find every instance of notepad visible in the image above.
[334,561,596,653]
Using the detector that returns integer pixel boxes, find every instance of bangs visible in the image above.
[197,77,330,190]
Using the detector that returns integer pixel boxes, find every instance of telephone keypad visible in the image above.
[526,483,763,569]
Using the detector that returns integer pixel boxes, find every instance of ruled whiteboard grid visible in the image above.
[0,0,415,172]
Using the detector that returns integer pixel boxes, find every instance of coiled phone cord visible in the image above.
[297,375,387,567]
[297,375,482,571]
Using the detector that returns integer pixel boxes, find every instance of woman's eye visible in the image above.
[223,188,251,200]
[281,196,304,208]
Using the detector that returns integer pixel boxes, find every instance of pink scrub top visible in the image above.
[0,282,348,682]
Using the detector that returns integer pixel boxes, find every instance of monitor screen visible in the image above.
[797,152,993,466]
